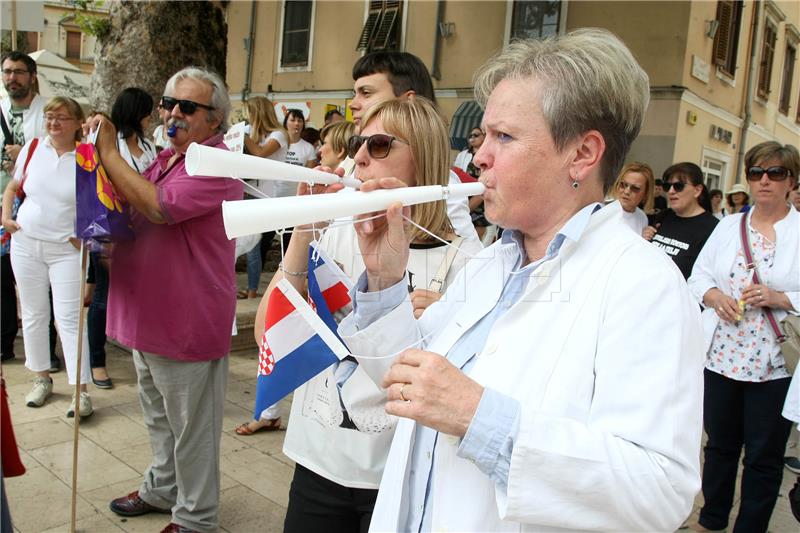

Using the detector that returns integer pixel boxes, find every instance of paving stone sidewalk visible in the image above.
[2,275,798,532]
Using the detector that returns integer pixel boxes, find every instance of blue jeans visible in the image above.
[246,232,276,292]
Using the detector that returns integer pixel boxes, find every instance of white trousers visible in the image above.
[10,231,90,385]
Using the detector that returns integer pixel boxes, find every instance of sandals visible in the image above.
[235,417,282,435]
[237,290,259,300]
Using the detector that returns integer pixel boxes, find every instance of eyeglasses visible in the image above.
[347,134,408,159]
[44,114,75,123]
[745,166,793,182]
[160,96,215,115]
[1,69,29,77]
[617,181,642,194]
[468,132,483,139]
[665,181,687,193]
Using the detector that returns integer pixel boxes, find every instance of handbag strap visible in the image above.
[427,236,464,293]
[739,213,786,342]
[17,137,39,196]
[0,109,12,145]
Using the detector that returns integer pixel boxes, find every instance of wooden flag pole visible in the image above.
[69,241,89,533]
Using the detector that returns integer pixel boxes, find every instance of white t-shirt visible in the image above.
[282,223,483,488]
[117,132,157,174]
[13,137,77,243]
[275,138,316,198]
[152,124,171,150]
[252,130,289,198]
[620,207,648,236]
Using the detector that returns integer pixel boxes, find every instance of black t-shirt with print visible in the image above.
[647,210,719,279]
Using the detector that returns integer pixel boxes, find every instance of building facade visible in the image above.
[226,0,800,192]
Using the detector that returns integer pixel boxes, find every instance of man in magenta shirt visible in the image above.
[90,67,243,533]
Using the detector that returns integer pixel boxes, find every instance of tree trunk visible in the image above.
[90,0,227,119]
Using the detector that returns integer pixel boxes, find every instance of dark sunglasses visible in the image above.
[160,96,215,115]
[745,166,793,182]
[347,134,407,159]
[617,181,642,194]
[468,132,483,139]
[665,181,688,193]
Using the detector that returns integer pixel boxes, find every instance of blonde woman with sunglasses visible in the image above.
[610,161,654,235]
[253,97,482,531]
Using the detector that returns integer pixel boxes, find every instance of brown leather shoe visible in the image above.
[160,523,201,533]
[109,490,171,517]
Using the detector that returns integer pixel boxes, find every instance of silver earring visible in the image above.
[571,179,579,189]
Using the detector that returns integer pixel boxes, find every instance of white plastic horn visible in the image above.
[221,182,486,239]
[184,142,362,189]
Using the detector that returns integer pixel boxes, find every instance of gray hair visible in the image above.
[164,66,231,133]
[474,28,650,193]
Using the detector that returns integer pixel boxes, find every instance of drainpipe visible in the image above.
[431,0,445,80]
[736,0,761,183]
[241,0,258,102]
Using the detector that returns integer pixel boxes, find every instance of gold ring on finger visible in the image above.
[399,383,409,402]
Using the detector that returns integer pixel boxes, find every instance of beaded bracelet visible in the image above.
[278,262,308,277]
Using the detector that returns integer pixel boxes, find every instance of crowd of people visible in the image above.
[1,25,799,533]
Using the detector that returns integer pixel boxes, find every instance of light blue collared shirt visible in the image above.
[351,203,600,532]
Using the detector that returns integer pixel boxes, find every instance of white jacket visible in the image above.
[688,207,800,355]
[341,204,704,532]
[1,94,47,147]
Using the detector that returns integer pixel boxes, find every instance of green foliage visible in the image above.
[65,0,111,38]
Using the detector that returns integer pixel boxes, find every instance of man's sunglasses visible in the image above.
[665,181,688,193]
[347,134,408,159]
[745,166,794,182]
[160,96,215,115]
[617,181,642,194]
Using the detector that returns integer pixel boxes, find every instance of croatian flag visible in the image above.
[307,241,353,335]
[254,279,350,415]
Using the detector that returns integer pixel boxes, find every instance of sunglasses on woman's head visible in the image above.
[347,134,408,159]
[745,166,793,182]
[617,181,642,194]
[160,96,215,115]
[665,181,687,192]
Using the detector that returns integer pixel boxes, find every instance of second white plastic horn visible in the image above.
[221,182,485,239]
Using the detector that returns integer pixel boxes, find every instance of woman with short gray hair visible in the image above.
[344,28,704,532]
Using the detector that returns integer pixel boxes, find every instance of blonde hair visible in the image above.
[612,162,655,212]
[43,96,85,141]
[320,121,355,158]
[360,98,452,242]
[473,28,649,193]
[243,96,284,142]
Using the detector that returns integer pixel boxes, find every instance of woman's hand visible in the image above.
[354,177,411,292]
[1,218,20,234]
[703,287,741,323]
[642,224,659,241]
[291,166,345,232]
[410,289,442,319]
[740,283,793,311]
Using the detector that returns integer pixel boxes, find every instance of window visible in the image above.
[701,150,730,192]
[757,20,777,99]
[25,31,39,52]
[510,0,562,41]
[356,1,402,53]
[280,1,314,68]
[65,30,81,60]
[712,0,743,77]
[779,42,796,115]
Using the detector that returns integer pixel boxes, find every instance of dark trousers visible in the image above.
[699,369,793,532]
[283,464,377,533]
[87,253,108,369]
[1,254,17,357]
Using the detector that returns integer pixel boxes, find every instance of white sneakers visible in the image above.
[25,376,53,407]
[25,377,93,418]
[66,391,93,418]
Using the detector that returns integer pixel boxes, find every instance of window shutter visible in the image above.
[356,1,384,51]
[371,1,400,51]
[713,1,734,66]
[758,23,777,97]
